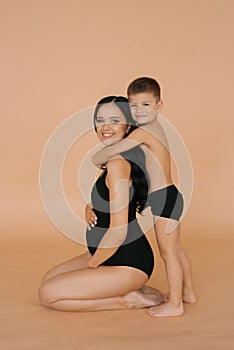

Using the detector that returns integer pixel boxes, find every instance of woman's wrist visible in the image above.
[87,257,97,269]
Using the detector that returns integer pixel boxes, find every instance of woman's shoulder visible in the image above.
[106,156,131,179]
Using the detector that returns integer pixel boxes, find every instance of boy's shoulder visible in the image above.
[140,121,162,138]
[139,120,168,147]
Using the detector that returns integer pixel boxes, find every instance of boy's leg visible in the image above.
[149,217,184,317]
[176,238,196,304]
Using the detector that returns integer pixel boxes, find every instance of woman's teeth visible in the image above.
[102,133,114,137]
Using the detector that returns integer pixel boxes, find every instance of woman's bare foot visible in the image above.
[140,285,168,303]
[147,300,184,318]
[122,289,164,309]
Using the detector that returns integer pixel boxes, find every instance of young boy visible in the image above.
[89,77,196,317]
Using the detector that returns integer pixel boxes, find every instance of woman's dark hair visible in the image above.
[93,96,149,213]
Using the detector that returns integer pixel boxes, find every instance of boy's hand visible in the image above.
[85,204,97,230]
[92,148,109,168]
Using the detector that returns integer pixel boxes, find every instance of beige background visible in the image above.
[1,1,234,349]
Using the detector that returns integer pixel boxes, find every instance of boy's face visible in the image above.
[128,92,163,125]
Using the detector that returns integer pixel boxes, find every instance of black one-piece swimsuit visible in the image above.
[86,164,154,278]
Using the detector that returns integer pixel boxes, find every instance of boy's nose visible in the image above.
[136,105,144,113]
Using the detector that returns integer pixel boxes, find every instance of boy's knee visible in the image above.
[159,250,169,261]
[159,247,178,261]
[177,246,183,255]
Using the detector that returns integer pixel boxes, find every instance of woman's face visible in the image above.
[95,103,130,145]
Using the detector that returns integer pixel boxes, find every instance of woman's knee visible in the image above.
[38,281,57,307]
[41,270,54,284]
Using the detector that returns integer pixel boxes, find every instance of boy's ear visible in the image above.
[157,100,163,111]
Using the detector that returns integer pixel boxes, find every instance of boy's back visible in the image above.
[140,119,173,192]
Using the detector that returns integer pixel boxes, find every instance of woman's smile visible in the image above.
[102,132,115,138]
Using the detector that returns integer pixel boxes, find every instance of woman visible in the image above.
[39,96,165,311]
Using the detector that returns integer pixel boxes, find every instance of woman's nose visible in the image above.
[102,122,111,130]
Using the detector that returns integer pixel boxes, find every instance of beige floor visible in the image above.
[1,223,233,350]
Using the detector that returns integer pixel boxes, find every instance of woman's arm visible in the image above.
[88,158,131,268]
[85,203,97,230]
[92,127,149,167]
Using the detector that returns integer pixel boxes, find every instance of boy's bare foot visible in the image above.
[182,289,197,304]
[147,301,184,318]
[123,289,164,309]
[165,291,197,304]
[182,293,197,304]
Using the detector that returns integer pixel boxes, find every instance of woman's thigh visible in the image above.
[42,252,89,282]
[39,265,148,304]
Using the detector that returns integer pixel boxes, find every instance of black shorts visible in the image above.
[147,185,184,221]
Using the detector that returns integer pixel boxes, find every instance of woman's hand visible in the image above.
[87,251,97,269]
[87,259,97,269]
[85,204,97,230]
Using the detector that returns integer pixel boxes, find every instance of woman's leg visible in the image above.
[41,252,89,282]
[39,265,164,312]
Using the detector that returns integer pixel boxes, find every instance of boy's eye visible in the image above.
[130,104,137,108]
[143,103,150,107]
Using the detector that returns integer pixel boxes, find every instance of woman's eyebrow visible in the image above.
[97,115,120,119]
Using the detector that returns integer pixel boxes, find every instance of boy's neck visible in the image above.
[139,115,158,127]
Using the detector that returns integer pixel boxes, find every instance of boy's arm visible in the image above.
[92,127,148,167]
